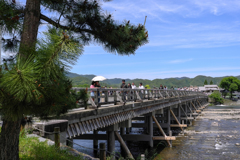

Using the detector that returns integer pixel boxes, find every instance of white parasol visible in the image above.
[92,76,107,81]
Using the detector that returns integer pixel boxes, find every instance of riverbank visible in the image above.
[223,99,240,106]
[156,105,240,160]
[0,127,98,160]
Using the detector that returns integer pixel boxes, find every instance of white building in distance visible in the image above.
[198,85,223,95]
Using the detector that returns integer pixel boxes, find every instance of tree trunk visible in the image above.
[0,0,41,159]
[0,119,22,160]
[19,0,40,56]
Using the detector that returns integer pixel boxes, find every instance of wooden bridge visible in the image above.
[35,88,208,159]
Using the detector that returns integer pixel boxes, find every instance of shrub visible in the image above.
[209,91,224,104]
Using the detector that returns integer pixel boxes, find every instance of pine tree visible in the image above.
[204,79,208,85]
[0,0,148,159]
[210,80,213,85]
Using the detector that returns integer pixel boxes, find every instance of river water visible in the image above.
[73,105,240,160]
[158,105,240,160]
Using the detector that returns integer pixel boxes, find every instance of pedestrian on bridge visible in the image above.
[121,80,127,101]
[132,83,137,89]
[139,82,144,99]
[159,84,164,89]
[95,81,101,102]
[127,83,132,88]
[90,81,95,101]
[120,80,127,88]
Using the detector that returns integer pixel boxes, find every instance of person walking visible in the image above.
[139,82,144,99]
[94,81,101,102]
[120,80,127,88]
[120,80,127,101]
[139,82,144,89]
[159,84,164,89]
[127,83,132,100]
[90,81,95,101]
[131,82,137,89]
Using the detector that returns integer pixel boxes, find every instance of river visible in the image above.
[157,105,240,160]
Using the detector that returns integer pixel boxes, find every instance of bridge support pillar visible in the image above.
[120,127,125,155]
[126,127,130,134]
[178,104,181,122]
[93,130,98,155]
[107,130,115,158]
[107,124,118,159]
[148,115,153,148]
[167,107,170,135]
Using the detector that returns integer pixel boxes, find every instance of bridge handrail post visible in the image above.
[54,127,60,148]
[100,143,106,160]
[121,89,125,102]
[172,91,175,97]
[114,90,117,105]
[133,90,136,102]
[94,89,98,107]
[104,89,108,103]
[97,88,100,108]
[147,89,150,100]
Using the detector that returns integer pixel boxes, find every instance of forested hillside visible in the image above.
[68,72,240,88]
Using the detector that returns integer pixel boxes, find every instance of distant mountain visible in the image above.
[66,72,96,79]
[104,78,131,85]
[66,72,240,88]
[165,77,189,80]
[66,72,82,78]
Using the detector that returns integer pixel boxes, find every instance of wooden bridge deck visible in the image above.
[56,88,207,138]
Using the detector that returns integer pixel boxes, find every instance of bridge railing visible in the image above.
[72,88,206,108]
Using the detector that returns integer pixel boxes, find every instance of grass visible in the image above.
[0,127,83,160]
[19,136,83,160]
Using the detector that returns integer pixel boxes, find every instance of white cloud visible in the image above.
[101,0,240,49]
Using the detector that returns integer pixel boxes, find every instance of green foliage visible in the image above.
[145,85,151,89]
[229,83,238,92]
[220,76,240,98]
[73,89,89,109]
[0,1,23,52]
[19,136,83,160]
[29,0,149,55]
[76,84,89,88]
[204,79,208,85]
[0,27,83,120]
[0,1,23,33]
[0,129,83,159]
[210,80,213,85]
[209,91,224,104]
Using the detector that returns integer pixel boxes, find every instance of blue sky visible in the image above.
[5,0,240,80]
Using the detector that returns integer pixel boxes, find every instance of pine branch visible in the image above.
[40,14,95,34]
